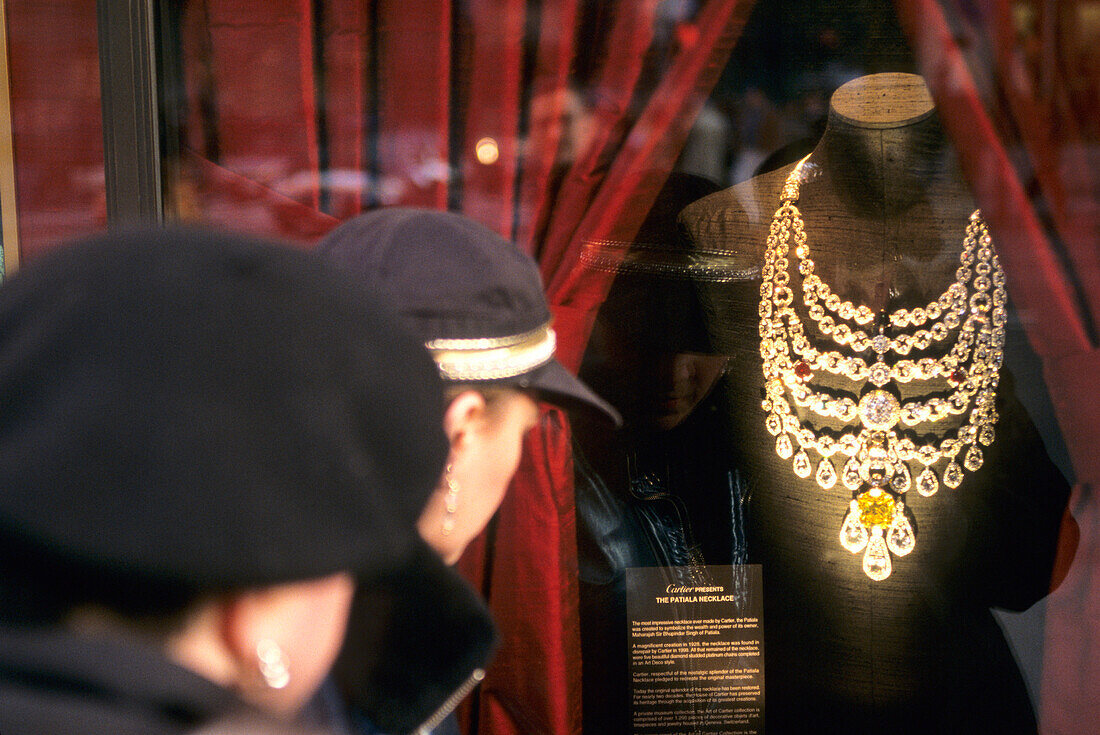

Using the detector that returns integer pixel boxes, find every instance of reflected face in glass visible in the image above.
[650,352,730,431]
[585,281,729,432]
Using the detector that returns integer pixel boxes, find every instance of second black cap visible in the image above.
[319,208,621,425]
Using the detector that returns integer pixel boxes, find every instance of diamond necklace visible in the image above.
[760,159,1006,580]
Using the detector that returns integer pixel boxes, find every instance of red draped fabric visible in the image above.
[321,0,371,219]
[180,0,334,239]
[511,1,582,256]
[375,0,452,211]
[895,1,1100,732]
[458,406,583,734]
[543,0,758,371]
[174,2,754,732]
[457,0,524,235]
[4,0,105,262]
[190,0,322,209]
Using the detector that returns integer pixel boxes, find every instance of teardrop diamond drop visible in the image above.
[776,433,794,460]
[916,467,939,496]
[964,444,983,472]
[793,449,812,478]
[943,459,964,488]
[887,510,915,556]
[765,412,783,436]
[863,530,892,581]
[815,458,838,489]
[891,462,912,493]
[978,423,995,446]
[842,456,862,490]
[839,502,868,553]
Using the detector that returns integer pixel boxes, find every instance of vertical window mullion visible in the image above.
[96,0,163,225]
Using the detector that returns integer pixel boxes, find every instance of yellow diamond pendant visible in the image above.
[839,490,911,580]
[857,487,896,527]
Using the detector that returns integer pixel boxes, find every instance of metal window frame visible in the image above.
[96,0,164,226]
[0,0,19,274]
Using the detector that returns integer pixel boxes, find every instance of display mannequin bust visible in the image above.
[678,73,1069,734]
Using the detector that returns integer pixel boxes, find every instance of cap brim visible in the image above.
[518,359,622,427]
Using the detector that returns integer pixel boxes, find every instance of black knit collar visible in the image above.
[0,625,244,735]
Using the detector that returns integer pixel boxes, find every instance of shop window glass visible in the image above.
[156,2,1097,734]
[2,0,1093,732]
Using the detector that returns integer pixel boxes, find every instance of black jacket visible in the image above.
[0,626,322,735]
[329,543,497,735]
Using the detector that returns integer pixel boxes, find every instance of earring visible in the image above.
[256,638,290,690]
[441,463,459,536]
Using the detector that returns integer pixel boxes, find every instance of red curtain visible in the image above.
[469,7,758,731]
[895,1,1100,732]
[177,2,754,732]
[5,0,105,262]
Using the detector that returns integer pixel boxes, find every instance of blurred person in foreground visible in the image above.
[0,226,467,735]
[316,209,620,734]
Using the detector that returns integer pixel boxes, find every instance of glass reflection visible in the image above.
[572,172,748,733]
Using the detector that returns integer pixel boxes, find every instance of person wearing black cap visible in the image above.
[0,226,479,735]
[315,208,619,734]
[319,209,619,566]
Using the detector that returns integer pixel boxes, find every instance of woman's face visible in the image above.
[421,389,541,564]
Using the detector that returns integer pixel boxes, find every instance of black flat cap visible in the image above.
[318,208,620,425]
[0,226,449,592]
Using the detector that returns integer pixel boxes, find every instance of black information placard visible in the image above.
[626,565,763,734]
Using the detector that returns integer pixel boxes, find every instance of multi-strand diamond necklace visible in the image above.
[759,159,1007,580]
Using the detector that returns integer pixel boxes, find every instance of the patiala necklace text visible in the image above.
[759,159,1007,580]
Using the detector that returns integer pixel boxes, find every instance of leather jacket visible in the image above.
[573,394,748,734]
